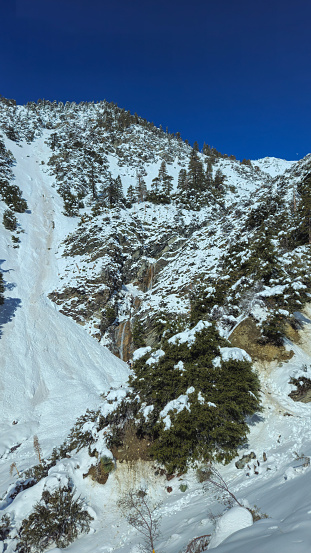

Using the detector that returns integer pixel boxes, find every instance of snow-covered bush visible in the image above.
[16,485,93,552]
[100,322,261,472]
[0,513,12,541]
[3,208,17,230]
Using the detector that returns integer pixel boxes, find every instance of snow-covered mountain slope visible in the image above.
[2,306,311,553]
[251,156,295,177]
[1,97,311,553]
[0,134,129,457]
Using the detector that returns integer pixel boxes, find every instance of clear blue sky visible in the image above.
[1,0,311,160]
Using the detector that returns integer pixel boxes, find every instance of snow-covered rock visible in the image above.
[208,507,253,549]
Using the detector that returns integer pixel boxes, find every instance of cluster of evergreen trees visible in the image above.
[189,171,311,346]
[176,151,226,209]
[124,153,227,210]
[0,139,28,217]
[99,323,261,472]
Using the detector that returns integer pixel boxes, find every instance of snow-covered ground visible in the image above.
[0,134,129,458]
[251,156,295,177]
[1,135,311,553]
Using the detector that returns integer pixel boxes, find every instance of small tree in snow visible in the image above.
[33,435,43,464]
[200,464,243,507]
[118,489,162,553]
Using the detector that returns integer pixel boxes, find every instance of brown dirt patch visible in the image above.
[229,317,294,363]
[112,423,152,463]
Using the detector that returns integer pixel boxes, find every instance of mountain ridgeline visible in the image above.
[1,94,311,473]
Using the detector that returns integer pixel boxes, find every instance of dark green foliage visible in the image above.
[176,151,206,209]
[241,158,252,167]
[4,125,20,141]
[0,514,11,541]
[297,173,311,244]
[65,409,99,452]
[212,169,226,196]
[24,409,99,486]
[62,189,81,216]
[0,141,26,211]
[17,485,93,552]
[3,208,17,230]
[107,324,261,473]
[259,313,286,346]
[125,183,137,207]
[24,462,49,483]
[0,182,28,212]
[160,315,188,341]
[101,304,117,332]
[12,234,21,247]
[250,229,281,285]
[147,161,173,204]
[106,175,124,207]
[100,455,115,474]
[190,281,228,324]
[175,151,227,209]
[187,150,205,193]
[245,195,281,230]
[0,272,4,305]
[132,319,146,347]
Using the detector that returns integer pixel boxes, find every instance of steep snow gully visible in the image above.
[0,134,129,453]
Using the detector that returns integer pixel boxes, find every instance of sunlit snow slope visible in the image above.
[0,134,129,453]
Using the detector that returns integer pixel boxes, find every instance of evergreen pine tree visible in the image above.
[0,272,4,306]
[205,160,213,187]
[158,161,173,199]
[136,172,147,203]
[202,142,211,155]
[297,173,311,244]
[150,176,161,199]
[3,208,17,230]
[213,169,225,190]
[187,150,205,193]
[125,184,136,207]
[107,176,124,207]
[177,169,187,191]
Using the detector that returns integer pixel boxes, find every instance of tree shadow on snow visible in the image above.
[293,311,311,326]
[0,298,21,337]
[0,260,21,338]
[246,413,265,426]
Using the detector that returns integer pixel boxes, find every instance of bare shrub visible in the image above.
[33,435,43,464]
[200,464,243,507]
[201,463,268,522]
[184,534,211,553]
[118,489,162,552]
[10,462,20,477]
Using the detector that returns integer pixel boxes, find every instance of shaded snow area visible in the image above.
[2,133,311,553]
